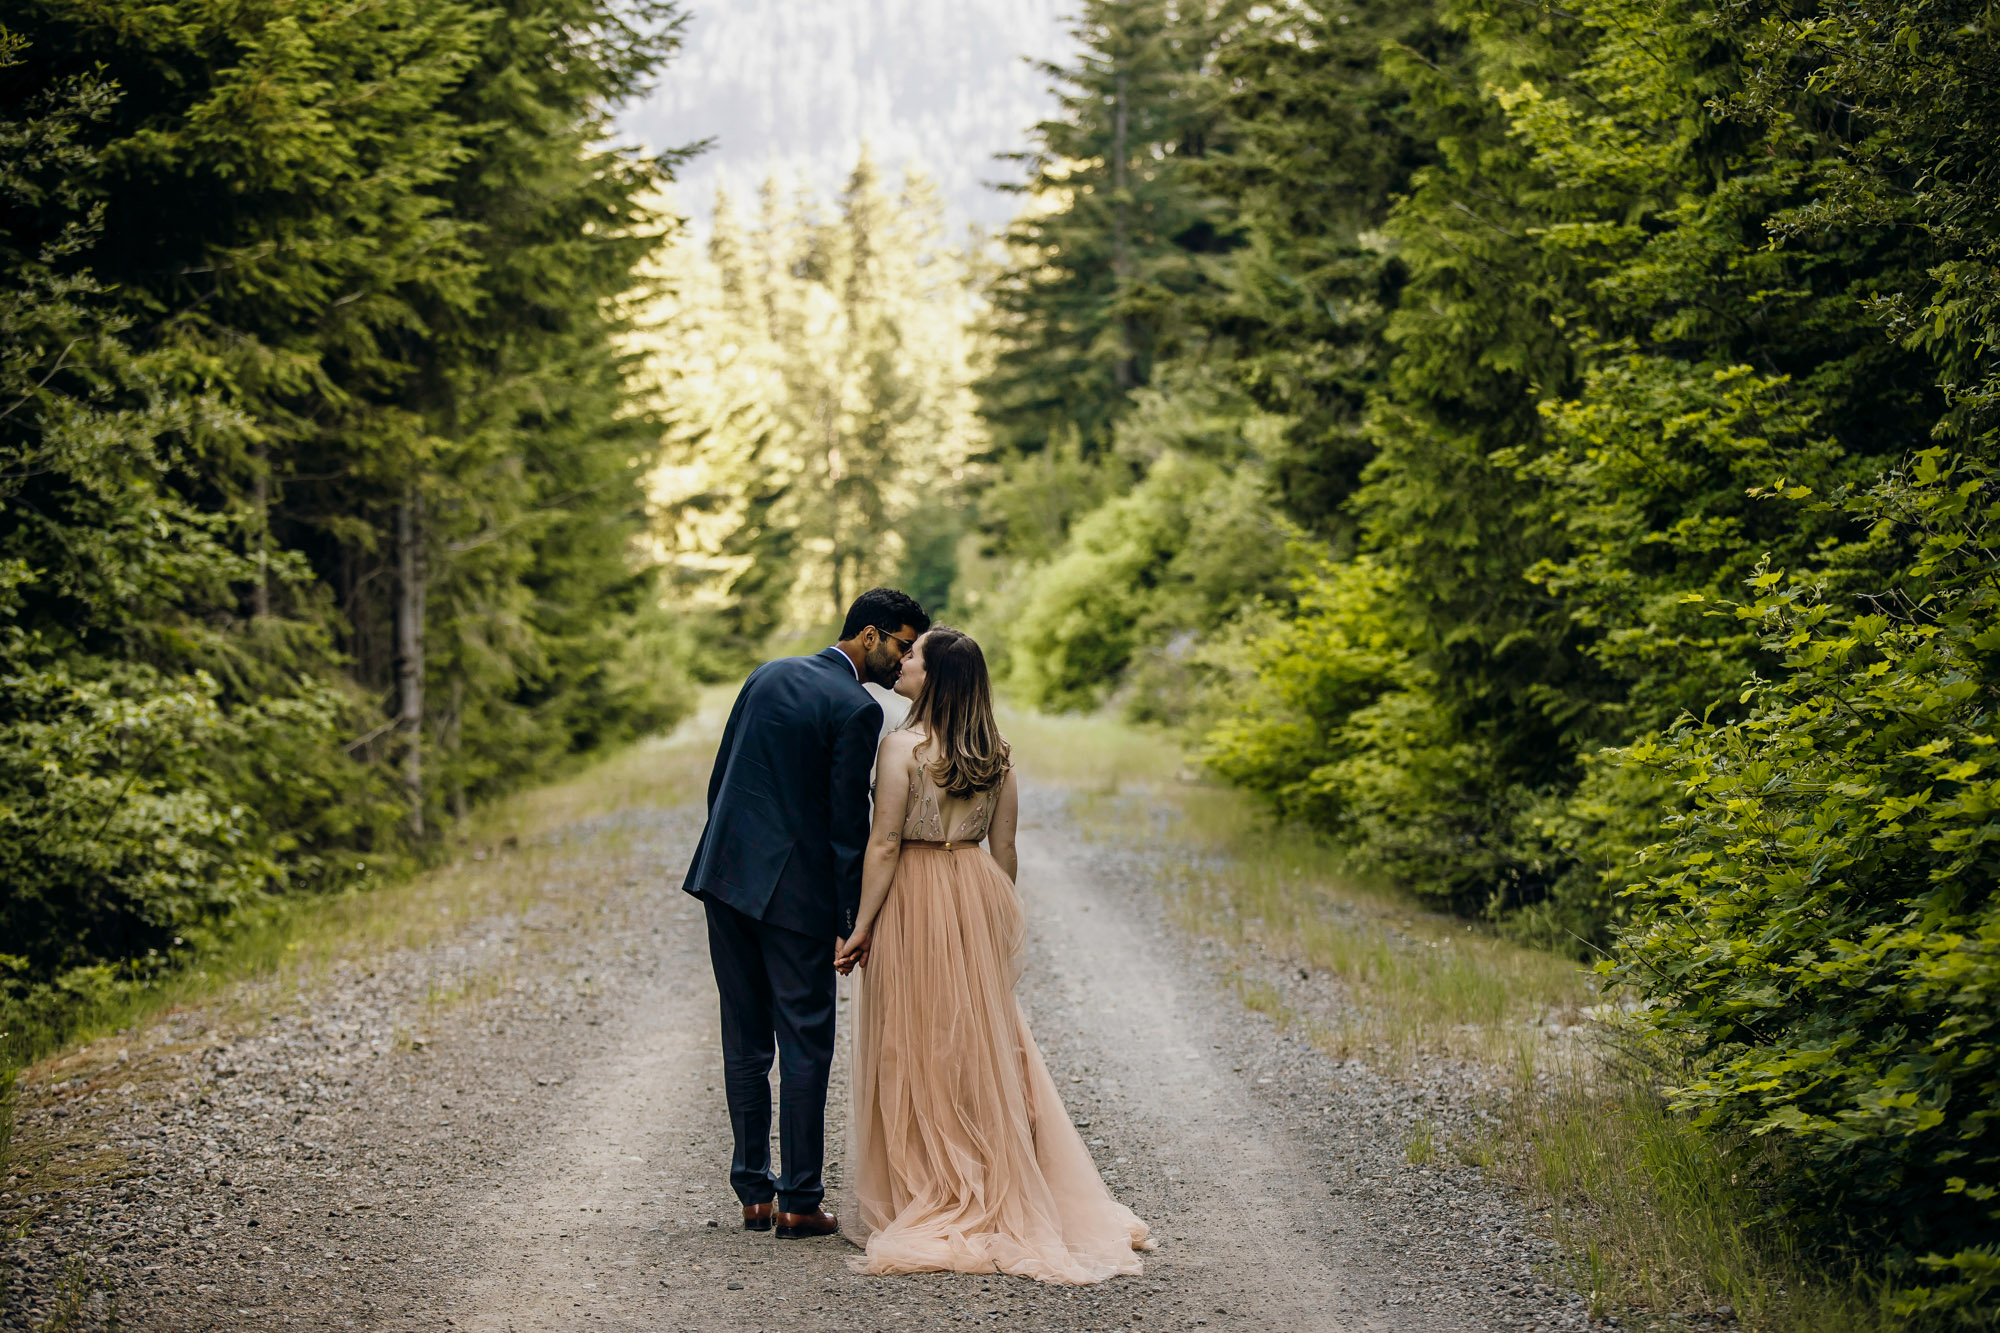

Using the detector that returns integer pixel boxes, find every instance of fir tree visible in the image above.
[1195,0,1448,531]
[978,0,1243,491]
[0,0,697,1041]
[643,153,985,663]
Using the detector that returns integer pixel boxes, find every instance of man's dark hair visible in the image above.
[840,587,930,641]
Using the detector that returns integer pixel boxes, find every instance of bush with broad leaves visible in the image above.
[1611,450,2000,1317]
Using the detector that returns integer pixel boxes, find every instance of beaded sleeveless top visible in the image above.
[901,740,1003,844]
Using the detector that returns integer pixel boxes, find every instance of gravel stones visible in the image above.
[2,786,1619,1332]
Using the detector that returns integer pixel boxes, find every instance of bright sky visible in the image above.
[619,0,1080,233]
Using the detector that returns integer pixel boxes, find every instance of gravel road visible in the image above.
[1,778,1603,1332]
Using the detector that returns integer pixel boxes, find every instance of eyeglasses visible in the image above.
[877,628,917,654]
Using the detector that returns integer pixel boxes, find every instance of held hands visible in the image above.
[834,926,872,975]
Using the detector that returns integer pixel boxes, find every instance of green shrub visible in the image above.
[1008,453,1287,710]
[1208,553,1581,915]
[1503,753,1673,955]
[1198,550,1411,815]
[1609,452,2000,1316]
[975,427,1126,563]
[0,667,280,976]
[1007,504,1159,709]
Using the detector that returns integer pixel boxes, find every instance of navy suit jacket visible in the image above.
[681,648,883,939]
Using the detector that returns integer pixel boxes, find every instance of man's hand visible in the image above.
[834,927,872,975]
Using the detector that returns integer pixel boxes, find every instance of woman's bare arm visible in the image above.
[836,733,915,973]
[987,769,1020,884]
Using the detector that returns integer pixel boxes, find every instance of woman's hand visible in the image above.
[835,926,872,974]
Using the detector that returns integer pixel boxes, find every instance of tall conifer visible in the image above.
[979,0,1242,475]
[0,0,695,1030]
[643,154,984,659]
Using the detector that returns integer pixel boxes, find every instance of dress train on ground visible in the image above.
[846,839,1150,1284]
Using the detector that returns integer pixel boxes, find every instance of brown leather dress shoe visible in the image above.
[773,1206,838,1239]
[742,1202,774,1232]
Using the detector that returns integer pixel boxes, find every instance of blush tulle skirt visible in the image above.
[845,844,1150,1284]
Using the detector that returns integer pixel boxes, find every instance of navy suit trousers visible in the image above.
[703,898,835,1213]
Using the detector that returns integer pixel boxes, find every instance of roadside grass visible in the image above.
[1000,704,1187,791]
[1520,1058,1895,1331]
[30,1254,105,1331]
[1072,777,1592,1068]
[1406,1115,1440,1166]
[1005,701,1898,1333]
[0,688,732,1170]
[1006,694,1587,1066]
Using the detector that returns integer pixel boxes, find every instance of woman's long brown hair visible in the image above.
[906,627,1011,798]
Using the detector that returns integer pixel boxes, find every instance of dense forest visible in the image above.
[638,154,985,671]
[0,0,694,1049]
[7,0,2000,1318]
[969,0,2000,1318]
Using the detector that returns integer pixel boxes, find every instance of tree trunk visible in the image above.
[395,489,426,838]
[449,674,467,823]
[826,400,844,619]
[250,444,271,619]
[1111,69,1138,392]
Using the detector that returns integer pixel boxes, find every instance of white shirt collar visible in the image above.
[826,645,858,679]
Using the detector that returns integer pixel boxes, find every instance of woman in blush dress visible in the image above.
[834,627,1152,1283]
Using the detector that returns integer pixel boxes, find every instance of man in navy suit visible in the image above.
[683,587,929,1239]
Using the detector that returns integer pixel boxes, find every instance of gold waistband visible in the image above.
[901,839,972,851]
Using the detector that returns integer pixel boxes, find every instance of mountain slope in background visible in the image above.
[621,0,1076,230]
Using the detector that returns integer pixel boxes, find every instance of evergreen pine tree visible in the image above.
[978,0,1243,516]
[0,0,697,1033]
[1195,0,1448,531]
[643,153,985,662]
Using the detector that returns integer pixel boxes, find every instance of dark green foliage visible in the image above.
[1612,454,2000,1316]
[983,0,1435,706]
[1297,0,1938,923]
[1737,0,2000,441]
[1192,0,1447,531]
[0,34,380,1004]
[1334,0,1594,914]
[403,0,698,803]
[984,0,2000,1305]
[977,0,1241,502]
[0,0,693,1057]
